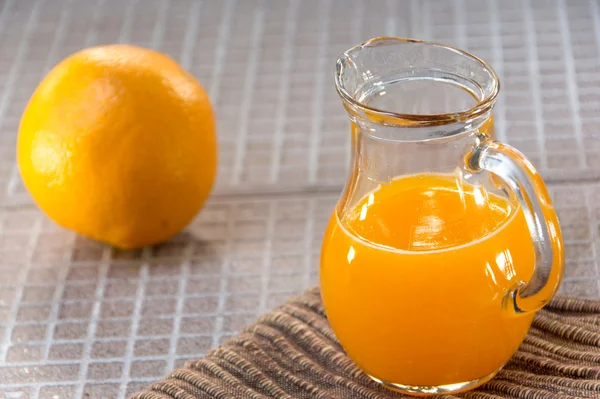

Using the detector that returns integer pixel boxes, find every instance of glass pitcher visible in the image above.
[320,37,564,396]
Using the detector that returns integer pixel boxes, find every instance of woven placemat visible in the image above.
[131,287,600,399]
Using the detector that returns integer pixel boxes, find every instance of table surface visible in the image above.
[0,0,599,398]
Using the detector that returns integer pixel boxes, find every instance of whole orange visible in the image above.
[17,45,217,249]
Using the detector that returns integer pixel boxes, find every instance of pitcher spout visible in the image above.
[335,36,499,139]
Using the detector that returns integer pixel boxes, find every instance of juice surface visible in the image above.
[320,173,539,387]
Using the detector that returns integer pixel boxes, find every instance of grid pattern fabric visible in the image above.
[0,184,599,398]
[0,0,598,398]
[0,0,599,205]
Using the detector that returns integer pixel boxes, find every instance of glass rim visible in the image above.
[335,37,500,126]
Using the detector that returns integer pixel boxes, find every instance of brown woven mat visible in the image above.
[131,288,600,399]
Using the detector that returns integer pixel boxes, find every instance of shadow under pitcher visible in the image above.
[320,37,564,396]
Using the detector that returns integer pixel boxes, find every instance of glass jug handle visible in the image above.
[468,136,564,314]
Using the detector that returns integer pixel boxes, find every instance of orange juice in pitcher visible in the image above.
[320,38,564,396]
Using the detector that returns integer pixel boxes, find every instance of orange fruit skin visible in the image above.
[17,45,217,249]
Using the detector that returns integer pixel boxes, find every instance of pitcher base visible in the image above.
[367,370,498,396]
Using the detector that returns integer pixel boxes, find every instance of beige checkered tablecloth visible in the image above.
[0,0,598,398]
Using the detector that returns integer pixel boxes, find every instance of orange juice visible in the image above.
[320,173,539,388]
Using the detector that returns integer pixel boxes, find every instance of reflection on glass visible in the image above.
[496,249,516,280]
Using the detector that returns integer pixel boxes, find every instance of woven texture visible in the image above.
[131,288,600,399]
